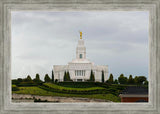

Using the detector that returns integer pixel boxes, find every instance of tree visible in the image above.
[17,78,23,83]
[128,75,134,84]
[114,79,118,84]
[66,71,71,81]
[138,76,146,85]
[144,80,148,85]
[64,71,71,82]
[24,75,32,82]
[105,80,109,83]
[118,74,128,84]
[134,76,146,85]
[101,70,104,83]
[35,74,40,80]
[108,74,114,84]
[52,70,54,82]
[55,79,58,83]
[63,71,67,81]
[134,76,138,84]
[89,70,95,82]
[12,78,23,85]
[44,74,51,82]
[33,74,42,84]
[17,78,23,82]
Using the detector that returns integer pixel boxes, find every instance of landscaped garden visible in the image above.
[12,82,124,102]
[12,73,148,102]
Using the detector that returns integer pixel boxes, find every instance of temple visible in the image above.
[53,32,108,82]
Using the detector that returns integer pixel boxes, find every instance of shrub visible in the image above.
[12,85,19,91]
[17,82,37,87]
[39,83,106,95]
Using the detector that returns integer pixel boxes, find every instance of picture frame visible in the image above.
[0,0,159,114]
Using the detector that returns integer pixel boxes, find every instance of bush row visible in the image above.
[39,85,109,95]
[44,83,105,91]
[40,83,125,95]
[56,82,100,88]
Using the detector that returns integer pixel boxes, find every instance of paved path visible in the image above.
[12,93,112,103]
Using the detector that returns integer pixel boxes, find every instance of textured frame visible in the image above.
[0,0,160,114]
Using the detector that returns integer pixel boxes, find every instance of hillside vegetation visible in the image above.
[13,86,121,102]
[12,82,126,102]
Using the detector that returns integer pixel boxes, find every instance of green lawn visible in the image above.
[12,86,121,102]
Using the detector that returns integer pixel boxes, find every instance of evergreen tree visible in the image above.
[101,70,104,83]
[89,70,95,82]
[66,71,71,81]
[52,70,54,82]
[35,74,40,80]
[24,75,32,82]
[63,71,67,81]
[108,73,114,84]
[63,71,71,82]
[44,74,51,82]
[33,73,41,83]
[27,75,32,81]
[128,75,134,84]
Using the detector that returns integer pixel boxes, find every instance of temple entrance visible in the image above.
[77,79,82,82]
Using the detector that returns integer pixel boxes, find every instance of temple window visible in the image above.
[79,54,83,59]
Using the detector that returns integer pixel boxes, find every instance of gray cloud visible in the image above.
[11,11,149,80]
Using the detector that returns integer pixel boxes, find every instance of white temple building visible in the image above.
[53,32,108,82]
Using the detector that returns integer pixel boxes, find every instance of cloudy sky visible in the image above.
[11,11,149,80]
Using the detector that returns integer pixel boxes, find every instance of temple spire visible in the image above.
[80,31,82,39]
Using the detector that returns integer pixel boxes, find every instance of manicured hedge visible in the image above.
[56,82,110,88]
[39,83,107,95]
[16,82,37,87]
[44,83,105,91]
[56,82,99,88]
[12,82,126,96]
[36,83,127,96]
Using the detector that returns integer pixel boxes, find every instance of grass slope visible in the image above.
[12,86,121,102]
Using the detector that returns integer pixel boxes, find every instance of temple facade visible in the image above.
[53,32,108,82]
